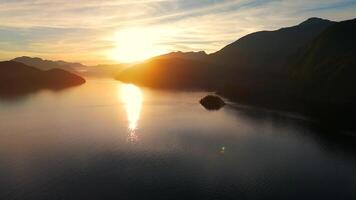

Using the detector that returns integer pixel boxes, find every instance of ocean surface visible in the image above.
[0,79,355,200]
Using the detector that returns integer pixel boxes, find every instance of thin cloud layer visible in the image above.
[0,0,355,64]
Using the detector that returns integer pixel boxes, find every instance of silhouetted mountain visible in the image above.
[289,18,356,123]
[116,17,356,127]
[12,56,124,78]
[116,50,217,89]
[217,18,356,125]
[0,61,85,97]
[155,51,208,61]
[293,18,356,100]
[209,17,334,76]
[210,18,335,108]
[85,64,125,78]
[12,56,86,73]
[117,57,223,90]
[219,18,356,127]
[117,18,335,91]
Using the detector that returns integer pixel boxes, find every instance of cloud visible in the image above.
[0,0,355,64]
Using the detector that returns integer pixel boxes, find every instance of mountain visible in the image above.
[216,18,356,119]
[117,57,223,90]
[12,56,86,72]
[209,17,334,76]
[85,64,125,78]
[116,17,356,126]
[0,61,85,97]
[117,18,335,91]
[12,56,86,73]
[209,18,335,107]
[154,51,208,61]
[12,56,124,78]
[293,18,356,98]
[290,18,356,121]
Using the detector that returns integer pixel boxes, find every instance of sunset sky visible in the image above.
[0,0,355,65]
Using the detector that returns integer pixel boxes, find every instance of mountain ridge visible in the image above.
[0,61,85,97]
[208,17,335,75]
[117,17,337,89]
[12,56,86,72]
[11,56,125,78]
[116,17,356,127]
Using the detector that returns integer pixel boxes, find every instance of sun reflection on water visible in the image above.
[119,84,143,142]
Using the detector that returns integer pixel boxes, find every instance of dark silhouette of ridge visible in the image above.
[116,17,356,127]
[299,17,333,26]
[12,56,125,78]
[0,61,85,98]
[289,18,356,125]
[117,17,335,91]
[293,18,356,96]
[217,18,356,127]
[208,17,334,75]
[117,57,223,90]
[12,56,86,73]
[155,51,208,61]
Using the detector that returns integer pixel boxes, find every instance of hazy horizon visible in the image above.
[1,0,355,65]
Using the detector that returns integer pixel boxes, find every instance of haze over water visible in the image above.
[0,79,355,199]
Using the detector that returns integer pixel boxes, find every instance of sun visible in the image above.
[108,27,168,63]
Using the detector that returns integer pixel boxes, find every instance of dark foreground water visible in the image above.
[0,79,355,200]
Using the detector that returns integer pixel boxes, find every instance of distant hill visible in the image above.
[12,56,86,73]
[117,57,223,90]
[12,56,124,78]
[0,61,85,97]
[154,51,208,61]
[85,64,125,78]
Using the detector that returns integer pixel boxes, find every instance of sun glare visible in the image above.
[119,84,143,131]
[109,27,168,63]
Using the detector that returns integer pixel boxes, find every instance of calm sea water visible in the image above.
[0,79,355,200]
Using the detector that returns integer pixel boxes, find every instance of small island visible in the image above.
[200,95,225,110]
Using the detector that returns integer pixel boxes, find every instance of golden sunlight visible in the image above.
[109,27,168,63]
[119,83,143,131]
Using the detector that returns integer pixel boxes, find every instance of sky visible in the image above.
[0,0,355,65]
